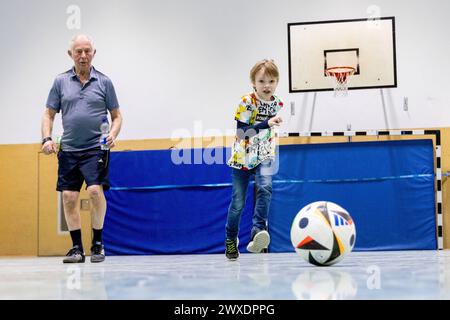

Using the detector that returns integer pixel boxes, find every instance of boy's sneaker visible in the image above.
[247,230,270,253]
[90,242,105,263]
[63,245,85,263]
[225,238,239,260]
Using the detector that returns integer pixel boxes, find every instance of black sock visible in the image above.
[70,229,83,251]
[92,228,103,244]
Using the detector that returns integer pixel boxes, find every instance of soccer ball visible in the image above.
[290,201,356,266]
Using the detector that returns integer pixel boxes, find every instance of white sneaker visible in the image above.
[247,230,270,253]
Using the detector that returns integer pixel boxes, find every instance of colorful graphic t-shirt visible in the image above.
[228,93,284,170]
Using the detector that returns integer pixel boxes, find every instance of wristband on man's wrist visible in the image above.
[42,137,52,145]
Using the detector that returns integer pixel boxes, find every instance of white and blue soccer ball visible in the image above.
[290,201,356,266]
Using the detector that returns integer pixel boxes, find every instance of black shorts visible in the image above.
[57,147,110,192]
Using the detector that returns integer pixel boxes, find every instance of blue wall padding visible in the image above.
[104,149,254,255]
[270,139,437,252]
[104,139,437,255]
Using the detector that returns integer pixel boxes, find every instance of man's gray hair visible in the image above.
[69,34,95,51]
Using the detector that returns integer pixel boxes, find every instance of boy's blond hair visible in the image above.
[250,59,279,83]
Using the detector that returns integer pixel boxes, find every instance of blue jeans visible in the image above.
[226,160,273,240]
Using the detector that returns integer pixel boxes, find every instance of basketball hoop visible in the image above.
[325,66,355,96]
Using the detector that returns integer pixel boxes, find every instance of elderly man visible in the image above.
[41,34,122,263]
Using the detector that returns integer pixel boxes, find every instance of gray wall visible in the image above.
[1,0,449,144]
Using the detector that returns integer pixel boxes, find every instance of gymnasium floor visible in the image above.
[0,250,449,300]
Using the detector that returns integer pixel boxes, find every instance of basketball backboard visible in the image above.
[288,17,397,92]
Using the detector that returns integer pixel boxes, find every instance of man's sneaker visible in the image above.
[63,245,85,263]
[225,238,239,260]
[90,242,105,263]
[247,230,270,253]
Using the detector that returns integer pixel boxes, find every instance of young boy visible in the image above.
[225,59,283,260]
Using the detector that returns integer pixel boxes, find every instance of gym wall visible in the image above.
[1,130,449,256]
[1,0,450,144]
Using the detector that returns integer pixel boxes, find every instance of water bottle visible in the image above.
[53,134,61,152]
[100,117,110,150]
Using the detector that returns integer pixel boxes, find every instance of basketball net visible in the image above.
[325,66,355,96]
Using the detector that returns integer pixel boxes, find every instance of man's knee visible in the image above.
[87,185,104,201]
[62,191,79,210]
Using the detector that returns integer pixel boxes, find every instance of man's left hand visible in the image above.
[106,134,116,148]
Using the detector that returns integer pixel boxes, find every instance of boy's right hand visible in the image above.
[268,116,283,127]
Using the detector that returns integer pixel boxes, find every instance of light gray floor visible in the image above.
[1,250,450,300]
